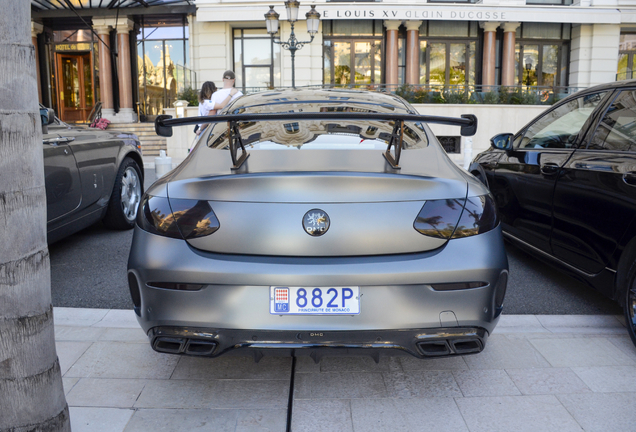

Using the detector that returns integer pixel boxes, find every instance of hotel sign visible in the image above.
[322,9,508,21]
[55,43,92,52]
[197,4,620,25]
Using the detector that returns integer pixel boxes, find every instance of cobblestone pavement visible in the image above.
[55,308,636,432]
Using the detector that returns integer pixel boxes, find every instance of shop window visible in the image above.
[137,17,190,120]
[323,20,383,86]
[514,24,570,90]
[618,34,636,81]
[526,0,573,4]
[233,28,281,91]
[416,21,477,88]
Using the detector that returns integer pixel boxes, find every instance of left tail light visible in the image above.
[137,194,220,239]
[414,194,499,239]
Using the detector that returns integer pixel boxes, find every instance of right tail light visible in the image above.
[414,194,499,239]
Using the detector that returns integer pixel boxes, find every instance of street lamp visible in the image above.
[265,2,320,88]
[524,59,533,86]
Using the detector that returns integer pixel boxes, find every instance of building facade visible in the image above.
[29,1,636,131]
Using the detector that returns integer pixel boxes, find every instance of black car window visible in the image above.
[588,89,636,152]
[518,92,606,150]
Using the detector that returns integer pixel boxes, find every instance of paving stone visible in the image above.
[607,335,636,360]
[57,341,92,376]
[535,315,627,334]
[506,367,591,395]
[294,355,321,373]
[171,355,291,380]
[98,328,148,343]
[93,309,140,328]
[452,369,520,397]
[293,372,387,399]
[134,379,289,409]
[399,355,468,371]
[351,397,469,432]
[55,325,106,342]
[64,342,179,379]
[383,370,462,398]
[529,337,636,367]
[66,378,147,408]
[69,407,134,432]
[123,409,237,432]
[54,308,109,327]
[494,315,548,334]
[62,377,80,396]
[455,395,582,432]
[292,399,353,432]
[557,392,636,432]
[319,356,392,372]
[235,409,288,432]
[572,365,636,392]
[463,335,551,370]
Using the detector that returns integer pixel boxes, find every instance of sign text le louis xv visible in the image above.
[322,9,507,21]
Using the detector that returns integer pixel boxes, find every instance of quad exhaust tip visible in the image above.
[417,338,482,357]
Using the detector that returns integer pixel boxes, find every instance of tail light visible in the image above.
[137,194,220,239]
[414,194,499,239]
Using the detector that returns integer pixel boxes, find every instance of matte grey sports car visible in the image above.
[127,89,508,361]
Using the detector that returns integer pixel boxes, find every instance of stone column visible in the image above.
[92,19,114,120]
[405,21,422,86]
[115,19,135,123]
[481,22,500,88]
[31,22,44,104]
[501,22,520,87]
[384,20,401,89]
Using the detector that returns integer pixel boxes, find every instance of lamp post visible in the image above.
[265,2,320,88]
[524,59,533,86]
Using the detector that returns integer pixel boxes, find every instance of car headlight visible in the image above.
[137,195,220,239]
[414,194,499,239]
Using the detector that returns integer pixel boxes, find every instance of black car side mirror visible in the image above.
[490,133,513,150]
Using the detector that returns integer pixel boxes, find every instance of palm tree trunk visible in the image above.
[0,2,71,430]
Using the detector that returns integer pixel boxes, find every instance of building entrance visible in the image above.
[56,52,94,122]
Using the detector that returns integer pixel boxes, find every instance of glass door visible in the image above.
[56,53,93,122]
[324,40,382,86]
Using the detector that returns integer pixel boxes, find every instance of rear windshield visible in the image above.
[203,102,429,150]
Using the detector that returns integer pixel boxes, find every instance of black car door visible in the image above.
[551,88,636,278]
[490,91,608,252]
[43,135,82,222]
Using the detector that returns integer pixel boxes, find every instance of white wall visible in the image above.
[570,23,621,88]
[413,104,548,166]
[191,20,233,85]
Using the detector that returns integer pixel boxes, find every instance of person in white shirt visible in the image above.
[195,81,238,135]
[210,70,243,110]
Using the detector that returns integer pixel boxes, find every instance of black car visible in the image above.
[469,80,636,345]
[42,109,144,243]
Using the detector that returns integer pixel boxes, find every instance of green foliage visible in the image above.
[390,85,563,106]
[176,87,199,106]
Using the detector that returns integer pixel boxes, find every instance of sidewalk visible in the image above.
[55,308,636,432]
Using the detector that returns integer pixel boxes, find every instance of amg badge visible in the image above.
[303,209,330,236]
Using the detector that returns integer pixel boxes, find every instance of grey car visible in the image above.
[127,89,508,361]
[42,109,144,243]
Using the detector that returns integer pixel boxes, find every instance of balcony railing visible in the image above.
[238,84,585,105]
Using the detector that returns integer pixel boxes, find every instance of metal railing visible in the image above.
[236,84,585,105]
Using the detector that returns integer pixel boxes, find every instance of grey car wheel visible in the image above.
[103,157,143,230]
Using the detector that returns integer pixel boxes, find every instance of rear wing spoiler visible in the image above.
[155,112,477,170]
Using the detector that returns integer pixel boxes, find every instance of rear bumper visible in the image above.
[128,225,508,357]
[148,326,489,360]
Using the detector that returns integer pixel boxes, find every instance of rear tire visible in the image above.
[623,261,636,347]
[103,157,143,230]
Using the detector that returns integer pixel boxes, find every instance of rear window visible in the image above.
[204,101,429,150]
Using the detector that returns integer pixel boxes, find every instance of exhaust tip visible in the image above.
[153,337,186,354]
[451,339,482,354]
[417,341,451,356]
[185,340,217,356]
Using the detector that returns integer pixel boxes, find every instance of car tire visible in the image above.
[624,260,636,347]
[103,157,143,230]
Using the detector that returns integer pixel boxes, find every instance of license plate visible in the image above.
[270,286,360,315]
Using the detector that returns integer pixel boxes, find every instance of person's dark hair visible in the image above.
[198,81,217,103]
